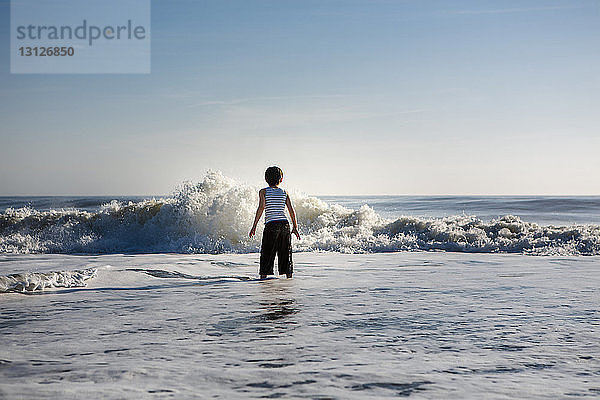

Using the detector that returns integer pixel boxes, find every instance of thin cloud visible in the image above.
[188,94,349,108]
[454,6,582,15]
[189,103,426,132]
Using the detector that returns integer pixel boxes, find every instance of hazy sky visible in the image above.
[1,0,599,195]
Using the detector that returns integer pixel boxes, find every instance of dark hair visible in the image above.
[265,166,283,186]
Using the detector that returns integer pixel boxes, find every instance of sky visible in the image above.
[0,0,599,195]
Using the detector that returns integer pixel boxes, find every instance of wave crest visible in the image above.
[1,171,599,256]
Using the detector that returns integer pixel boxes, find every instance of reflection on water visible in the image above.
[208,281,300,337]
[256,281,299,325]
[257,298,298,322]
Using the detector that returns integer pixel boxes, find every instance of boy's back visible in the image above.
[249,166,300,279]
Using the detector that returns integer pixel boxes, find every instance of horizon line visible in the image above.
[1,193,599,198]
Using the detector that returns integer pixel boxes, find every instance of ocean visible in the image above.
[1,171,599,398]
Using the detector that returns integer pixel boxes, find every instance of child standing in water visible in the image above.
[249,166,301,279]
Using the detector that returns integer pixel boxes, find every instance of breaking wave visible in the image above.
[0,171,599,256]
[0,268,97,293]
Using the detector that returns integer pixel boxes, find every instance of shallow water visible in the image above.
[1,252,599,398]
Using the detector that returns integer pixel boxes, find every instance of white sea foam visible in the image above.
[1,252,599,398]
[0,268,97,293]
[0,171,599,255]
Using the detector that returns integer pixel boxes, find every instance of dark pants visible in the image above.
[260,220,293,276]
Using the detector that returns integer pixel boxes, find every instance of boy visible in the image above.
[249,166,300,279]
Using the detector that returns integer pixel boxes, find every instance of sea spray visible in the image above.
[0,171,599,256]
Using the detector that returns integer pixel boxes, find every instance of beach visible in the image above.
[1,251,600,399]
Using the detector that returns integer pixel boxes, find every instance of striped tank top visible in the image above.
[264,187,288,224]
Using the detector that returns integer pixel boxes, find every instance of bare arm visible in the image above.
[249,189,266,237]
[286,195,301,240]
